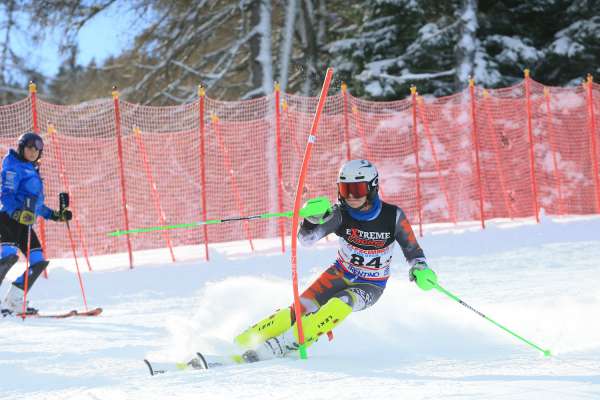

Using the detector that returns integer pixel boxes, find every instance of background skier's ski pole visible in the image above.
[21,197,35,319]
[60,192,89,311]
[107,196,332,237]
[413,269,551,357]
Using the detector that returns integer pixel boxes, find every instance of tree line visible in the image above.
[0,0,598,105]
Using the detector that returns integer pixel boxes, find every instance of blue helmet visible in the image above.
[17,132,44,161]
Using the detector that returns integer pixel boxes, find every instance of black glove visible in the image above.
[50,208,72,222]
[12,209,35,225]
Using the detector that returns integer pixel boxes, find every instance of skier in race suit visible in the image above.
[234,159,438,362]
[0,132,72,316]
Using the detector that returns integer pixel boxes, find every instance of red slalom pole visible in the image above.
[290,68,334,359]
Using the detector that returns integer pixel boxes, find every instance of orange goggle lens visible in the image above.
[338,182,369,199]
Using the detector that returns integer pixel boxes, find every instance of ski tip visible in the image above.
[143,359,155,376]
[196,352,209,369]
[76,307,103,316]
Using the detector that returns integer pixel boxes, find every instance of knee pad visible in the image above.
[1,244,18,259]
[29,249,46,265]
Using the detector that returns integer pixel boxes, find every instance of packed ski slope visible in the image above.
[1,214,599,400]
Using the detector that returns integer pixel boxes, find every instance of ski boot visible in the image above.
[2,284,38,316]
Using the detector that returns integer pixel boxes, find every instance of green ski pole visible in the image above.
[412,269,552,357]
[107,196,332,237]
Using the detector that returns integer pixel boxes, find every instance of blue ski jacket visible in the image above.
[1,149,53,221]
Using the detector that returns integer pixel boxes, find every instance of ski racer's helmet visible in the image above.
[18,132,44,161]
[337,159,379,209]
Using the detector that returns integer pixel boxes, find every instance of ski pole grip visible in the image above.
[59,192,70,211]
[299,196,332,218]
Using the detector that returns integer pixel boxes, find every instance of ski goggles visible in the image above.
[337,181,369,199]
[24,138,43,151]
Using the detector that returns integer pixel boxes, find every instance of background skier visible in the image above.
[234,159,438,361]
[0,132,72,316]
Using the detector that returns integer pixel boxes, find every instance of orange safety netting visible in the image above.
[0,78,598,264]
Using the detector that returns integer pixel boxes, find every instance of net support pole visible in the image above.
[29,82,48,279]
[524,70,540,222]
[341,83,351,160]
[291,68,334,360]
[133,127,176,262]
[410,86,423,236]
[211,114,255,252]
[482,90,513,219]
[469,79,485,229]
[274,83,286,253]
[351,104,386,199]
[112,88,134,268]
[543,88,566,215]
[48,124,93,271]
[198,86,210,261]
[416,96,456,224]
[586,74,600,213]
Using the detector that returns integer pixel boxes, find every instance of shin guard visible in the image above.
[13,261,49,290]
[294,297,352,347]
[235,307,292,350]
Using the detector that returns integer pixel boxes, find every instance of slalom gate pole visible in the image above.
[290,68,334,360]
[107,197,332,237]
[427,277,551,357]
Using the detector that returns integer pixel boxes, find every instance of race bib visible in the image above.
[337,238,394,281]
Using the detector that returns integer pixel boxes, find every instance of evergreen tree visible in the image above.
[329,0,461,99]
[330,0,600,100]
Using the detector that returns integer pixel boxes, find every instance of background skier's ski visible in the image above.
[17,307,103,319]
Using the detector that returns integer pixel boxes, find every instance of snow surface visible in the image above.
[1,214,599,399]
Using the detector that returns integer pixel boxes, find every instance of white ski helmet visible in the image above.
[337,159,379,205]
